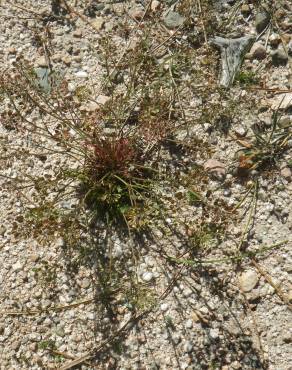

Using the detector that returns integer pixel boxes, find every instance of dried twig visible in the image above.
[251,259,292,310]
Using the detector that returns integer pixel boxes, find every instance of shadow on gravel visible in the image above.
[59,221,267,370]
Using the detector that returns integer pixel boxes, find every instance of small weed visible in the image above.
[38,339,56,350]
[77,136,155,226]
[235,70,259,85]
[236,111,291,176]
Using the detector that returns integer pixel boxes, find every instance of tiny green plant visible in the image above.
[235,70,259,85]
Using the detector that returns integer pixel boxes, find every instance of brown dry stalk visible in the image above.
[0,298,94,316]
[251,259,292,310]
[239,287,267,367]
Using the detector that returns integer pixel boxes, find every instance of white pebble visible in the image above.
[75,71,88,78]
[160,303,169,312]
[142,271,154,282]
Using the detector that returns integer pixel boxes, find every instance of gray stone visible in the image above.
[255,10,270,33]
[81,278,91,289]
[55,327,66,337]
[239,270,259,292]
[183,340,193,353]
[271,49,288,66]
[163,11,185,29]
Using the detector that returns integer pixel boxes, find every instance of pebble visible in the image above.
[204,159,226,180]
[209,328,220,339]
[249,42,266,60]
[75,70,89,78]
[255,10,270,33]
[239,270,259,292]
[172,333,181,345]
[185,319,193,329]
[183,340,193,353]
[73,29,82,38]
[80,278,91,289]
[8,47,16,54]
[270,93,292,110]
[270,34,281,48]
[271,49,288,66]
[241,4,250,16]
[280,167,291,181]
[129,7,144,20]
[142,271,154,282]
[160,303,169,312]
[92,17,105,31]
[151,0,160,11]
[35,56,47,67]
[278,116,291,128]
[163,11,185,29]
[96,95,110,105]
[12,261,23,271]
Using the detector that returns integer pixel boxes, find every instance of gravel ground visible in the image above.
[0,0,291,369]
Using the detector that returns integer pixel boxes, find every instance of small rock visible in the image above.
[151,0,160,11]
[209,328,220,340]
[160,303,169,312]
[234,125,247,136]
[271,49,288,66]
[191,312,200,322]
[11,341,21,351]
[185,319,193,329]
[30,254,39,263]
[12,261,23,271]
[62,56,71,66]
[223,188,232,197]
[142,271,154,282]
[269,34,281,48]
[0,226,6,235]
[204,159,226,180]
[163,11,185,29]
[249,42,266,60]
[270,93,292,110]
[281,167,292,181]
[8,47,16,54]
[130,7,144,20]
[55,328,65,337]
[274,8,286,21]
[241,4,250,16]
[35,56,47,67]
[255,10,270,33]
[96,95,110,105]
[283,331,292,344]
[81,278,91,289]
[239,270,259,292]
[73,29,82,38]
[75,71,88,78]
[183,341,193,353]
[278,115,291,128]
[171,333,181,345]
[92,17,104,30]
